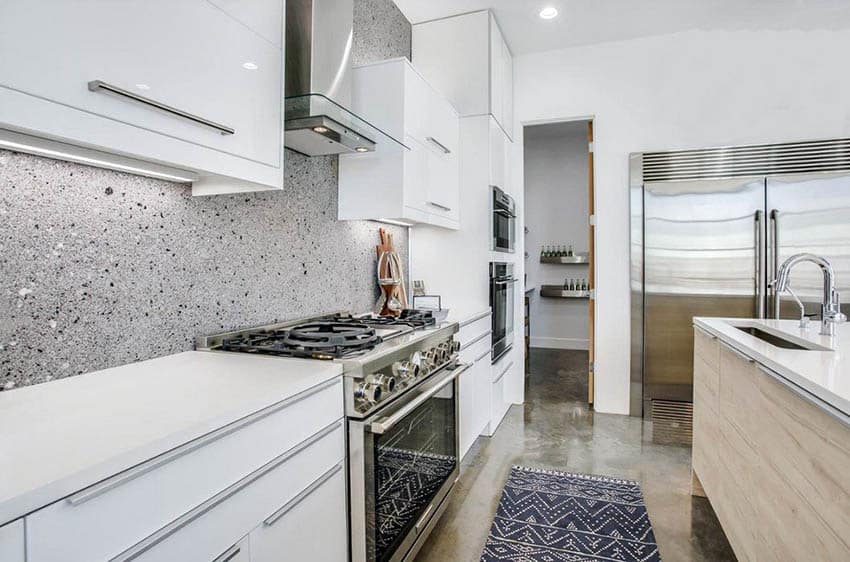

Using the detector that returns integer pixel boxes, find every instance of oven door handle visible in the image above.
[369,363,470,435]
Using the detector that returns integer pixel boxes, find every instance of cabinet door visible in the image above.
[489,118,508,190]
[423,94,459,220]
[459,358,478,459]
[251,467,347,562]
[476,356,493,436]
[403,135,430,214]
[0,0,283,167]
[0,520,24,562]
[502,40,514,140]
[489,16,505,129]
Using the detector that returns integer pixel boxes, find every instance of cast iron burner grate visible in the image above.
[220,321,382,360]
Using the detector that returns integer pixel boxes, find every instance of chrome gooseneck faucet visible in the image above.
[773,253,847,336]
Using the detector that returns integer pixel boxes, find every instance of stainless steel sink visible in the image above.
[733,326,830,351]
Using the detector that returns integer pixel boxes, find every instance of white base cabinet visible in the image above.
[0,519,24,562]
[487,356,514,436]
[0,0,285,194]
[339,58,460,229]
[458,314,493,459]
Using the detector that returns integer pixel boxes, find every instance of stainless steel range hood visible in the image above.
[284,0,406,156]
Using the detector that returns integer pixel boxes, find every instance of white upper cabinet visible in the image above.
[0,520,24,562]
[0,0,285,194]
[338,58,460,229]
[413,11,514,139]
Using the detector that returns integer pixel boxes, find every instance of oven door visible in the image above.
[492,207,516,253]
[349,363,468,562]
[490,275,517,363]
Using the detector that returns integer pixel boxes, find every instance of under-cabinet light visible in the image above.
[375,219,414,227]
[539,7,559,19]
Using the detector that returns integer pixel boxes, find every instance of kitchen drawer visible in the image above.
[459,331,491,365]
[694,327,720,370]
[26,378,343,562]
[490,360,513,434]
[251,461,347,562]
[0,0,283,169]
[457,312,492,349]
[126,423,345,562]
[0,519,24,562]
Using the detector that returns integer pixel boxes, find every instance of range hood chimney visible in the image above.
[284,0,402,156]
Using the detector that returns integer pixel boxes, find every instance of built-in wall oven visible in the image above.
[349,352,468,562]
[490,262,517,363]
[491,185,516,253]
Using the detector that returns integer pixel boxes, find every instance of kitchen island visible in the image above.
[692,317,849,561]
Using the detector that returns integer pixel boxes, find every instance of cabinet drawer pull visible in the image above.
[70,377,341,506]
[426,136,451,154]
[109,419,343,561]
[493,361,514,384]
[475,349,492,362]
[726,345,755,364]
[88,80,235,135]
[460,330,491,351]
[427,201,452,212]
[214,545,242,562]
[263,462,343,527]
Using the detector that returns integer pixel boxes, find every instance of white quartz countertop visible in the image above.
[0,351,342,525]
[694,317,849,418]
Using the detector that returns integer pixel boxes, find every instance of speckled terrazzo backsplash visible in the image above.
[0,0,412,390]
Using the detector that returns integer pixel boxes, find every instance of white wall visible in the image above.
[524,121,590,350]
[512,28,850,415]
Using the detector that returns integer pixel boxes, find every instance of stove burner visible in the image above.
[220,321,382,360]
[332,310,437,330]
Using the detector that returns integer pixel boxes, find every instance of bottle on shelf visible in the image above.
[567,244,574,257]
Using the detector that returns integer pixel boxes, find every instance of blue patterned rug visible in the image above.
[480,466,661,562]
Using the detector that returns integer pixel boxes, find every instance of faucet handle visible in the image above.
[831,289,847,323]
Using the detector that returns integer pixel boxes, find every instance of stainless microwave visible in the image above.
[491,186,516,253]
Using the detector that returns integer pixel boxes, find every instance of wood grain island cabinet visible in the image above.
[692,326,850,560]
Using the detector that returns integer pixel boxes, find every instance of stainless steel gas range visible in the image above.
[197,311,465,562]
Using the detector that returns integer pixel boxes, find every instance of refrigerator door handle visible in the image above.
[770,209,780,318]
[755,210,766,319]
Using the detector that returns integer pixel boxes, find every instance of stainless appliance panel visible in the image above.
[643,178,765,404]
[767,173,850,319]
[491,186,516,253]
[490,262,516,363]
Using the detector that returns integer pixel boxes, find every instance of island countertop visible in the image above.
[694,317,849,419]
[0,351,342,525]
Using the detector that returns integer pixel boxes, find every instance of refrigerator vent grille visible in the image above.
[642,138,850,182]
[650,400,693,445]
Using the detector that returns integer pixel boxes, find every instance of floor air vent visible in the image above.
[651,400,693,445]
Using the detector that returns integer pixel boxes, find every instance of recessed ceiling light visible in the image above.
[539,7,558,19]
[355,147,370,153]
[135,83,151,90]
[313,126,330,134]
[242,62,258,70]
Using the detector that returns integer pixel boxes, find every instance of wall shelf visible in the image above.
[540,255,589,264]
[540,286,590,299]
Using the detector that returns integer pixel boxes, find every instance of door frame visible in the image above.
[519,114,597,406]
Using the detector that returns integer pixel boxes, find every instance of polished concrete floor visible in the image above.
[414,348,736,561]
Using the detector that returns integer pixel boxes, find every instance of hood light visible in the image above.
[242,62,258,70]
[313,126,330,134]
[355,147,369,153]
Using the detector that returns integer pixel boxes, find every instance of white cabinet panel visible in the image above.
[0,519,24,562]
[502,40,514,139]
[0,0,284,191]
[489,118,508,190]
[489,17,505,129]
[251,465,347,562]
[27,380,343,562]
[489,359,513,435]
[339,59,460,229]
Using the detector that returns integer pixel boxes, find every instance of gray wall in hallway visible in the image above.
[0,2,413,390]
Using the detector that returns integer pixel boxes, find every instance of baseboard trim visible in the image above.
[530,337,589,351]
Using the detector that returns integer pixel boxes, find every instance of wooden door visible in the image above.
[588,121,595,406]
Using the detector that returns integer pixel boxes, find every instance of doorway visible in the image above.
[522,119,595,405]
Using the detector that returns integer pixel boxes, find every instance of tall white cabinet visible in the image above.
[413,10,514,139]
[0,0,286,194]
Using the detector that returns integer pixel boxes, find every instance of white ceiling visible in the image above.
[393,0,850,55]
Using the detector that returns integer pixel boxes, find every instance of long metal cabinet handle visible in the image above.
[770,209,781,318]
[110,419,344,561]
[493,361,514,384]
[88,80,235,135]
[426,136,451,154]
[263,462,343,527]
[370,363,470,435]
[214,545,242,562]
[475,349,492,362]
[755,210,765,319]
[494,208,516,218]
[460,330,491,351]
[70,377,341,506]
[427,201,452,212]
[756,365,849,427]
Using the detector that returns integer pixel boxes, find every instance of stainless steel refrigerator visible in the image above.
[630,138,850,417]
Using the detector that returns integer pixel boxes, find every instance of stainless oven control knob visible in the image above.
[392,360,419,379]
[437,343,451,362]
[374,374,397,393]
[451,340,461,353]
[354,381,382,404]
